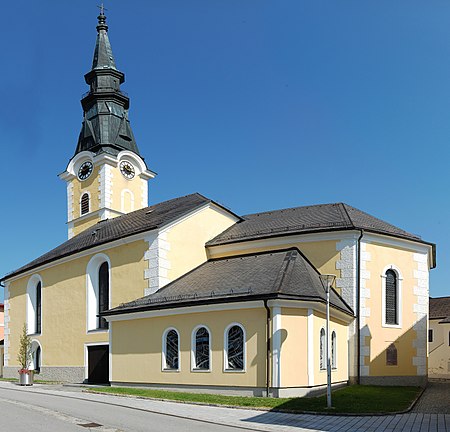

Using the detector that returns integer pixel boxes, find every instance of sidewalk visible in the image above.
[1,381,449,432]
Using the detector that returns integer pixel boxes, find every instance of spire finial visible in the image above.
[97,4,108,32]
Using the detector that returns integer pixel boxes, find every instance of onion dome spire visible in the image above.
[73,8,142,159]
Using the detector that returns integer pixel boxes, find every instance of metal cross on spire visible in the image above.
[97,3,107,15]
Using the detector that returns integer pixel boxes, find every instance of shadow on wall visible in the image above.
[360,315,427,385]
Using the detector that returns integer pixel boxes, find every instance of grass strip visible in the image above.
[87,385,421,414]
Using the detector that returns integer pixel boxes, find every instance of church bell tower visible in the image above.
[60,11,155,238]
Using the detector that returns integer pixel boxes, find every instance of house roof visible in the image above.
[104,248,354,317]
[206,203,434,251]
[2,193,238,282]
[429,297,450,321]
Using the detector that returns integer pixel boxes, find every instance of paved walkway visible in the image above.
[413,380,450,414]
[0,381,449,431]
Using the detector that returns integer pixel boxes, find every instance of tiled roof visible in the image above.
[207,203,428,246]
[105,248,354,316]
[2,194,232,281]
[429,297,450,321]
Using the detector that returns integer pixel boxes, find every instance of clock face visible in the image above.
[78,161,93,180]
[120,161,135,179]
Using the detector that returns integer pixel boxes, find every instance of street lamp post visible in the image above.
[319,274,336,409]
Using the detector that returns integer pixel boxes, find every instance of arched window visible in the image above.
[163,329,179,370]
[36,282,42,334]
[331,331,337,369]
[30,341,42,373]
[320,328,326,370]
[225,325,244,370]
[87,254,111,331]
[81,193,90,215]
[385,270,398,325]
[27,275,42,335]
[98,262,109,329]
[386,343,397,366]
[193,327,210,370]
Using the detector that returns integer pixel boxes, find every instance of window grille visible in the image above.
[386,343,397,366]
[165,330,179,370]
[98,262,109,329]
[195,327,210,369]
[227,326,244,370]
[320,328,326,370]
[385,270,398,325]
[81,193,90,215]
[36,281,42,334]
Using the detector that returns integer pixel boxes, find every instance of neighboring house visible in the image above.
[0,12,436,396]
[0,303,4,377]
[429,297,450,379]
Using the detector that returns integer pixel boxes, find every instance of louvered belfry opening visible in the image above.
[98,262,109,329]
[385,269,398,325]
[81,193,90,215]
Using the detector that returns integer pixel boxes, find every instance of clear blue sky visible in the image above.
[0,1,449,300]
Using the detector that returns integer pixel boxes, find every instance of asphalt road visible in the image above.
[0,385,257,432]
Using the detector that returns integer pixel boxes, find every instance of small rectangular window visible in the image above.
[429,329,433,343]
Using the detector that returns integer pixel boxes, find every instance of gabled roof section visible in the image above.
[104,248,354,316]
[207,202,430,247]
[430,297,450,321]
[2,194,238,282]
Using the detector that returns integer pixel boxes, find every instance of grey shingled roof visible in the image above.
[430,297,450,321]
[207,203,429,247]
[2,194,232,281]
[104,248,354,316]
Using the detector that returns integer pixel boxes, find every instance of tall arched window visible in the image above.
[331,331,337,369]
[225,325,244,370]
[386,343,397,366]
[193,327,210,370]
[27,275,42,335]
[36,282,42,334]
[98,262,109,329]
[320,328,326,370]
[385,270,398,325]
[81,193,90,215]
[30,341,42,373]
[163,329,179,370]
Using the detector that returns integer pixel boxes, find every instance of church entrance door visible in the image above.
[87,345,109,384]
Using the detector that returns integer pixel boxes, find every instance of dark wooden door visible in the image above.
[87,345,109,384]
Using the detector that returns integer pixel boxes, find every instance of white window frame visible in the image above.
[120,189,135,213]
[223,323,246,373]
[80,191,91,216]
[26,274,43,336]
[162,327,180,372]
[319,327,326,371]
[191,325,212,372]
[30,340,42,371]
[381,265,403,328]
[86,253,111,333]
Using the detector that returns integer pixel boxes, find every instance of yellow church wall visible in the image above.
[313,311,349,385]
[110,168,145,214]
[71,166,101,219]
[73,214,101,237]
[208,240,340,285]
[165,207,238,282]
[111,308,267,387]
[279,308,308,387]
[363,242,422,377]
[6,239,149,368]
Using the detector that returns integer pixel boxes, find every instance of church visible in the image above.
[1,12,435,397]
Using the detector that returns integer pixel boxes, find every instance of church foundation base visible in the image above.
[3,366,85,383]
[360,375,427,387]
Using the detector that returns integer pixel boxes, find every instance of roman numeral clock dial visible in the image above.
[78,161,93,180]
[120,161,135,179]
